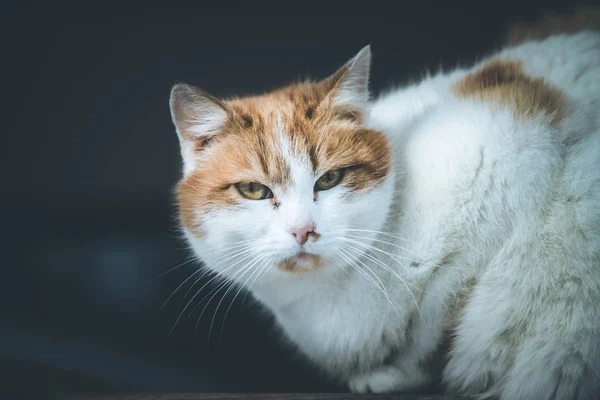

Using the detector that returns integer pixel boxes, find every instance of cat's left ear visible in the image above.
[322,45,371,117]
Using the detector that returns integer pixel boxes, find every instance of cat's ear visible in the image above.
[322,45,371,117]
[169,84,228,174]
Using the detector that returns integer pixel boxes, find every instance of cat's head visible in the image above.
[169,46,394,284]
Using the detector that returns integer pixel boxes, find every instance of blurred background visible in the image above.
[1,0,590,397]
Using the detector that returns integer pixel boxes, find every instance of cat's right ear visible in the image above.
[169,84,228,174]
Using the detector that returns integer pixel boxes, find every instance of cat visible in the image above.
[168,12,600,399]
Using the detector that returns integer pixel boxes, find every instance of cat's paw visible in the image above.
[348,366,407,393]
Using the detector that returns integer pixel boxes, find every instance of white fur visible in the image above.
[180,33,600,399]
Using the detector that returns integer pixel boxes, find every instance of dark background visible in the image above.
[1,0,592,397]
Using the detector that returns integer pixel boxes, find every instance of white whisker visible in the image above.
[210,239,256,254]
[341,236,463,274]
[220,255,273,337]
[342,242,440,299]
[339,228,418,244]
[205,253,268,342]
[239,255,274,308]
[339,237,417,272]
[148,257,197,283]
[336,249,413,339]
[186,250,259,316]
[182,246,254,298]
[341,243,425,322]
[336,249,384,295]
[344,234,427,262]
[338,248,396,311]
[168,249,261,336]
[340,247,407,314]
[197,253,266,338]
[160,267,204,311]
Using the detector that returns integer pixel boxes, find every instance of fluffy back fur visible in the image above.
[169,12,600,399]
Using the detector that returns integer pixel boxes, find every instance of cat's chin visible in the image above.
[276,252,324,274]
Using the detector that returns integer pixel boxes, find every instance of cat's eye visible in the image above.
[315,169,345,191]
[235,182,273,200]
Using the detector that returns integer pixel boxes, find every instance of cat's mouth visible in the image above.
[296,251,315,259]
[277,251,323,273]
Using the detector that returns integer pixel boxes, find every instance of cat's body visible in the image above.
[169,21,600,400]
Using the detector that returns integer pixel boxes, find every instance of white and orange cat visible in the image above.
[168,13,600,399]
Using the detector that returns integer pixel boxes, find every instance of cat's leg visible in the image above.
[347,278,456,393]
[446,291,600,399]
[444,238,600,400]
[348,362,432,393]
[347,334,441,393]
[499,338,599,400]
[348,365,406,393]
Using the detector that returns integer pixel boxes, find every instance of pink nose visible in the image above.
[290,224,316,245]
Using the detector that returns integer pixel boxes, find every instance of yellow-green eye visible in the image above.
[235,182,272,200]
[315,169,345,191]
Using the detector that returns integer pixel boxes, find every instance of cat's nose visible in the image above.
[290,223,316,245]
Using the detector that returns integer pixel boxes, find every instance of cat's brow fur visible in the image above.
[169,12,600,399]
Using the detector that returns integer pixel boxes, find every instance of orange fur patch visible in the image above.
[453,60,566,125]
[177,80,391,236]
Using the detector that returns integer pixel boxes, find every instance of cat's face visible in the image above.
[170,46,394,282]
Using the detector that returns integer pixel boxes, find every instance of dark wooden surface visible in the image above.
[3,358,464,399]
[65,394,468,400]
[2,358,468,399]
